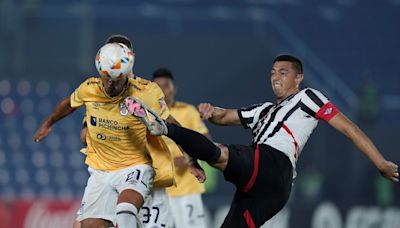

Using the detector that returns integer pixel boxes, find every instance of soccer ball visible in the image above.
[95,43,135,79]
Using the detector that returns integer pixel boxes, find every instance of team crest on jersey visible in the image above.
[119,102,129,116]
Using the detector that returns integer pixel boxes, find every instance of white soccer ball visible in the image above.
[95,43,135,79]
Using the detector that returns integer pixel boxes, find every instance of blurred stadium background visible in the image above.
[1,0,400,227]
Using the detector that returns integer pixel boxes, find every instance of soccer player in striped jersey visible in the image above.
[152,68,210,228]
[125,54,399,228]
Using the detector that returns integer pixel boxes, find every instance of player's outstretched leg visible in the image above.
[124,97,221,164]
[165,122,221,164]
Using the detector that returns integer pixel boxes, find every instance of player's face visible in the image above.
[270,61,303,102]
[154,77,176,105]
[101,75,128,97]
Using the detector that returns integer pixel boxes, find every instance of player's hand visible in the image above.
[198,103,215,120]
[189,159,206,183]
[33,124,52,142]
[378,160,399,182]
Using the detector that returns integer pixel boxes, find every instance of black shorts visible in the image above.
[221,144,293,228]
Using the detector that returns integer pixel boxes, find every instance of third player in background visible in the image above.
[152,68,212,228]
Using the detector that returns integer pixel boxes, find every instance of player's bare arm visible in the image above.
[328,112,399,182]
[33,96,78,142]
[198,103,241,126]
[80,124,88,146]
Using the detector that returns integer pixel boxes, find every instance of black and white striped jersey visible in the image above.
[238,88,339,173]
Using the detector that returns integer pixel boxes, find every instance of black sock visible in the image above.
[166,123,221,163]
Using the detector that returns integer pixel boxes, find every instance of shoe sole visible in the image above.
[124,97,167,135]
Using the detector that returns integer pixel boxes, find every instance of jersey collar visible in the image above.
[276,92,298,105]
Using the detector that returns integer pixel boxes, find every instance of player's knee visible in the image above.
[81,218,110,228]
[72,220,81,228]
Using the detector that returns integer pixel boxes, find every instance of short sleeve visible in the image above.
[70,82,86,108]
[301,88,340,122]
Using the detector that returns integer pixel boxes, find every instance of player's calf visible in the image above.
[124,96,223,165]
[165,123,222,164]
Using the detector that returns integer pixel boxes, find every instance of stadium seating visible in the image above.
[0,80,87,200]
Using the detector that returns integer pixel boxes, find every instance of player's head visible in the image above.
[95,43,134,97]
[271,54,304,102]
[105,34,133,50]
[105,34,135,77]
[152,68,176,105]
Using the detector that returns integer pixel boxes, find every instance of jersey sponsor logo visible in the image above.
[107,135,121,141]
[90,116,129,131]
[97,133,106,140]
[96,133,121,141]
[98,118,129,131]
[90,116,97,126]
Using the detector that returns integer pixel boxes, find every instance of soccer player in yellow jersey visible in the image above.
[34,41,204,228]
[152,68,209,228]
[71,35,182,228]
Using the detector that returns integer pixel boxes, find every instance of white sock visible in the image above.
[116,202,138,228]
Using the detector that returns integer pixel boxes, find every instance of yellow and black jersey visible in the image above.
[70,76,172,175]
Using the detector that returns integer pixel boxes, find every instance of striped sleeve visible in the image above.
[238,102,272,129]
[301,88,339,122]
